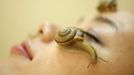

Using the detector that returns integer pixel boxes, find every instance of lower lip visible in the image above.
[11,45,32,60]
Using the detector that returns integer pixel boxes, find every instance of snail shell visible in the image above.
[97,0,117,13]
[54,27,84,46]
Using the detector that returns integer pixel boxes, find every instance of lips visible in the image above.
[11,41,33,60]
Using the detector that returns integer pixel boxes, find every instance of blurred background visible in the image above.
[0,0,134,59]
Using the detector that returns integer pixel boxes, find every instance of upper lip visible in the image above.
[11,40,33,60]
[21,41,33,60]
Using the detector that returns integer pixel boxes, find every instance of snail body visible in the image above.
[55,27,99,66]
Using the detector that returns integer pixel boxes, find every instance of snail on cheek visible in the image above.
[54,27,100,67]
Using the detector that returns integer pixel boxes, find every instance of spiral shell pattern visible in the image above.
[55,27,84,46]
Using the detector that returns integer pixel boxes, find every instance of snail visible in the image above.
[55,27,84,46]
[97,0,117,13]
[54,27,98,66]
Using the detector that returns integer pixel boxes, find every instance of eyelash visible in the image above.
[84,31,102,44]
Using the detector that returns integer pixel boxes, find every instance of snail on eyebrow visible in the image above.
[54,27,100,67]
[97,0,117,13]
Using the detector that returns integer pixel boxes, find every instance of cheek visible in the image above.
[95,51,134,75]
[27,47,91,75]
[89,43,134,75]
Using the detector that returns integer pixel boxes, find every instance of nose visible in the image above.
[38,21,58,43]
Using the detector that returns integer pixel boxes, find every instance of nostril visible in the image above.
[38,21,58,43]
[38,29,43,34]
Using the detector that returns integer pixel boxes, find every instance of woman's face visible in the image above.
[1,12,134,75]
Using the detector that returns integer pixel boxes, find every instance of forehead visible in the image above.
[100,12,134,31]
[81,12,134,32]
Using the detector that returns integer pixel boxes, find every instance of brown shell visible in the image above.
[97,0,117,13]
[54,27,84,46]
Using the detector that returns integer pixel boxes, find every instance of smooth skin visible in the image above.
[0,11,134,75]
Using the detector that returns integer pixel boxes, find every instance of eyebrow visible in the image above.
[94,16,118,30]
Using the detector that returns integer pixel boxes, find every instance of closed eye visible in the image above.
[83,31,103,45]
